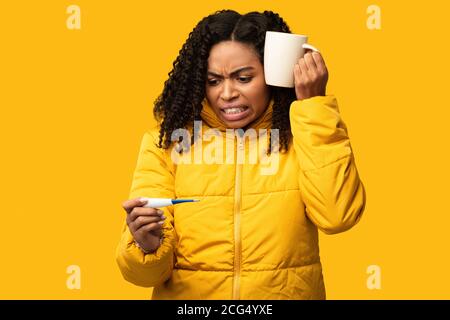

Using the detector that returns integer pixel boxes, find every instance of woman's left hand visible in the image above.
[294,51,328,101]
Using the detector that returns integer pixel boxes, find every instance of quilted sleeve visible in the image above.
[116,128,176,287]
[289,95,366,234]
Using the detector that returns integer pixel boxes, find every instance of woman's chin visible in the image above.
[218,112,254,129]
[221,118,252,129]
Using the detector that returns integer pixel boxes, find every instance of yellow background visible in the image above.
[1,0,449,299]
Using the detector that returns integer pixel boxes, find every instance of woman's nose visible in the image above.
[220,80,239,100]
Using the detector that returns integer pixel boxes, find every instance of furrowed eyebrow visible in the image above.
[207,66,255,78]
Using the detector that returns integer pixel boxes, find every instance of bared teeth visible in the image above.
[223,107,246,114]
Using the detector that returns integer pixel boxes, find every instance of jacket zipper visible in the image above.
[232,133,244,300]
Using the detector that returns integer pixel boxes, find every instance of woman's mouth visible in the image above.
[220,106,250,121]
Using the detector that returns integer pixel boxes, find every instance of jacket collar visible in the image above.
[200,98,274,131]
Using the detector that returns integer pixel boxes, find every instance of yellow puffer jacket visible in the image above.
[116,95,366,299]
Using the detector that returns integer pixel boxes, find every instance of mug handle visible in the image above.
[302,43,319,52]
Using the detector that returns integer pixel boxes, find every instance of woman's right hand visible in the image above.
[122,197,166,253]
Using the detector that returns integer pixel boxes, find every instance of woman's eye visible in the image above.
[207,77,251,85]
[238,77,252,83]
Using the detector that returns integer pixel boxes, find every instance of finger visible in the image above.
[294,63,302,84]
[122,197,147,214]
[299,58,310,81]
[139,222,164,233]
[130,207,163,222]
[311,51,327,74]
[133,215,166,231]
[304,52,318,74]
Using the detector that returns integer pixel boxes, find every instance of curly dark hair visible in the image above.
[153,9,297,153]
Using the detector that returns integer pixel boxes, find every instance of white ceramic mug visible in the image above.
[264,31,319,88]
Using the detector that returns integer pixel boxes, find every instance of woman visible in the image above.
[116,9,366,300]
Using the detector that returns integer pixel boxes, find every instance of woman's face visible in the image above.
[205,41,271,129]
